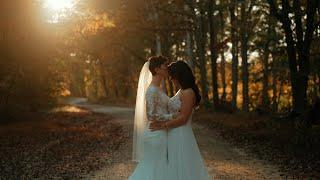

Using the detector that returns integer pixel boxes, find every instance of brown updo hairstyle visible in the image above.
[148,56,168,76]
[168,60,201,107]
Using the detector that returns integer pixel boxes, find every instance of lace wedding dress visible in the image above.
[166,90,211,180]
[129,85,173,180]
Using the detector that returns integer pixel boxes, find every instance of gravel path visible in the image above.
[69,98,283,180]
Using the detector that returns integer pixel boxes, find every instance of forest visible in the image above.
[0,0,320,179]
[2,0,319,116]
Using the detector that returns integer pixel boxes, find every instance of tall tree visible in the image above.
[195,3,209,103]
[267,0,319,114]
[261,15,276,111]
[240,1,250,112]
[184,4,196,71]
[219,9,227,102]
[229,0,239,110]
[208,0,220,108]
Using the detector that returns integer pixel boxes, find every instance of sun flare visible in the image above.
[43,0,76,23]
[44,0,74,11]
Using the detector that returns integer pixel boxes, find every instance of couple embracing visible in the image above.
[129,56,211,180]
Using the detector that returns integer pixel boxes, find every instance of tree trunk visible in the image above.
[312,74,318,103]
[277,78,284,111]
[219,10,227,101]
[184,5,196,71]
[229,1,239,110]
[196,12,209,103]
[220,50,227,101]
[155,30,167,93]
[186,31,195,71]
[162,31,174,96]
[240,2,249,112]
[99,61,108,97]
[271,53,278,112]
[281,15,303,114]
[267,0,318,114]
[208,0,219,108]
[262,42,270,110]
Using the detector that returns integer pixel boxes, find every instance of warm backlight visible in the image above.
[44,0,74,11]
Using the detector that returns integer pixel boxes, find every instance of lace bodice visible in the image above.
[146,85,172,121]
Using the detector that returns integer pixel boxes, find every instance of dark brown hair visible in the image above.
[148,56,168,76]
[168,60,201,107]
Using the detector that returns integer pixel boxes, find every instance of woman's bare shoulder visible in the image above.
[180,88,195,100]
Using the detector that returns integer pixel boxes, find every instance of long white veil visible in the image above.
[132,61,152,162]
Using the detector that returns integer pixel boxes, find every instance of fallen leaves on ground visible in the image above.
[0,105,126,179]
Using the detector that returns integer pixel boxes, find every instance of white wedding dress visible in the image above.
[129,85,173,180]
[130,60,211,180]
[166,90,211,180]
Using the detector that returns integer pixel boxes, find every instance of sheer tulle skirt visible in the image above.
[167,124,211,180]
[129,123,168,180]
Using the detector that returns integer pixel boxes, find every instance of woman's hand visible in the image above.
[149,121,166,131]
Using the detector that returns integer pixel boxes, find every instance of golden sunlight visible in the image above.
[42,0,76,23]
[44,0,74,11]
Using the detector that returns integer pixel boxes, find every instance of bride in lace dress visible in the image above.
[150,61,211,180]
[129,56,174,180]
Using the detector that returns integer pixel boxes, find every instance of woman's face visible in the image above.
[155,63,168,78]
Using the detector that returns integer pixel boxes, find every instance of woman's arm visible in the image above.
[149,89,195,131]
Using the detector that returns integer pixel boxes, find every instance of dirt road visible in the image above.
[69,98,282,180]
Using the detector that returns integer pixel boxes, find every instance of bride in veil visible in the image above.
[129,56,173,180]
